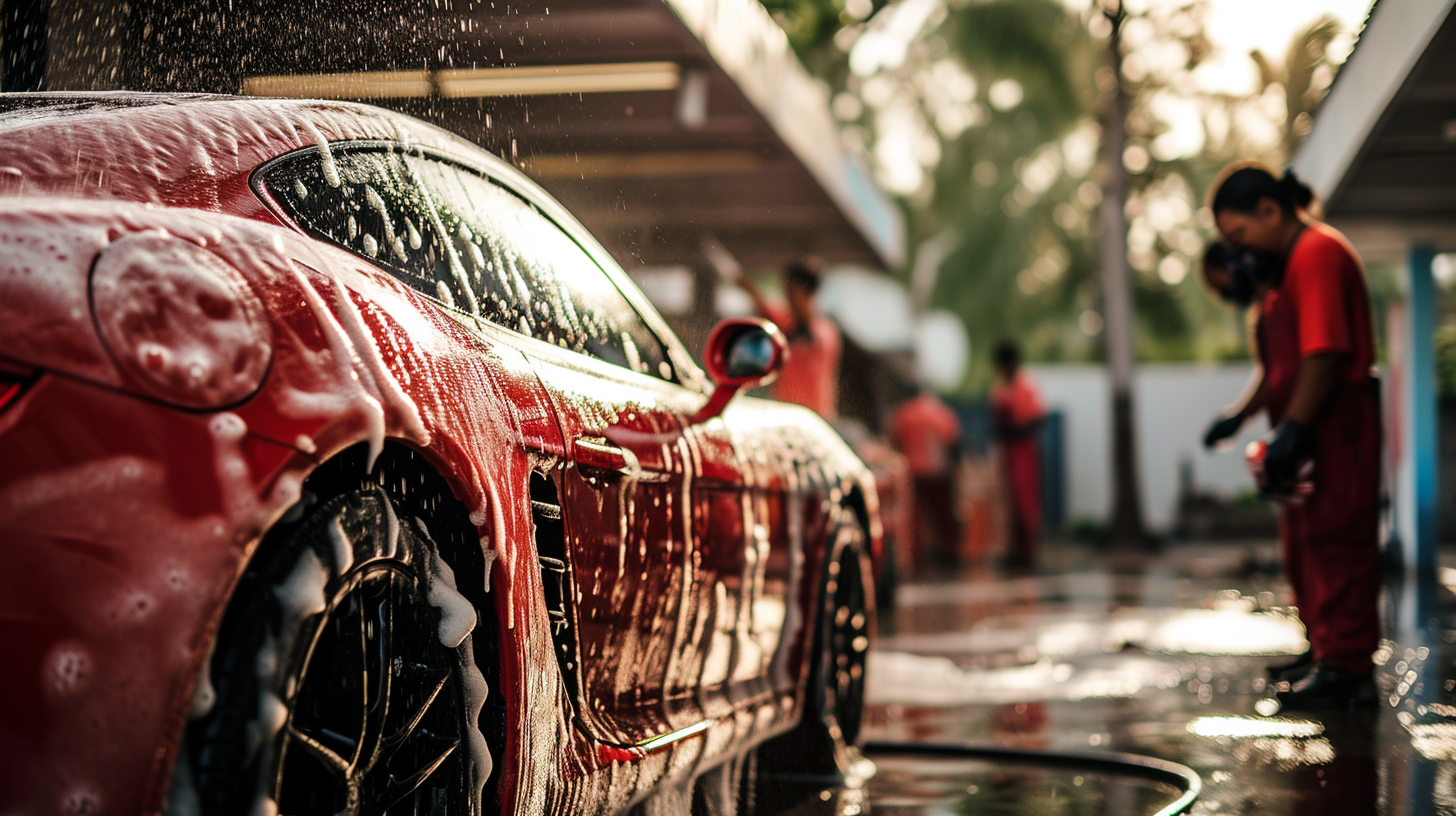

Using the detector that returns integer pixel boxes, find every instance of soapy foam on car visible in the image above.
[417,519,494,808]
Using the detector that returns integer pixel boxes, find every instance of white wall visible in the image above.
[1026,363,1270,531]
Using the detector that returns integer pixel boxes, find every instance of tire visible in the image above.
[166,462,496,816]
[753,514,873,784]
[874,532,898,619]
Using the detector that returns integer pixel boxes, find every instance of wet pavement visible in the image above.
[864,753,1184,816]
[855,541,1456,815]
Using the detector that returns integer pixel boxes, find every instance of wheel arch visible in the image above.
[298,441,480,557]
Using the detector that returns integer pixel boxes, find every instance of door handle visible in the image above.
[572,436,672,482]
[573,436,629,473]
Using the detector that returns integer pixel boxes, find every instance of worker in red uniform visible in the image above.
[732,257,842,419]
[890,386,963,569]
[1200,164,1380,710]
[990,342,1045,569]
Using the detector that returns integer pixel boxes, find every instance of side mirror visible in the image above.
[690,318,786,423]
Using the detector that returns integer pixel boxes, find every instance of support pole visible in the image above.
[1398,246,1438,590]
[1392,242,1439,816]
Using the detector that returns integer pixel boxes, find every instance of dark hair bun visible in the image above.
[1280,168,1314,210]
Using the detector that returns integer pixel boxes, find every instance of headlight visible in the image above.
[90,232,272,409]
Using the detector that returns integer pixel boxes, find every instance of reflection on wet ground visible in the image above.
[866,754,1181,816]
[854,541,1456,815]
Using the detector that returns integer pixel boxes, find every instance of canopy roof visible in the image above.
[7,0,903,270]
[1292,0,1456,260]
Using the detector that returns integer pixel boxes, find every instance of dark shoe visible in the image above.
[1275,665,1373,712]
[1266,649,1314,680]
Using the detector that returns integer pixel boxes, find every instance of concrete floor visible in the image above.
[857,541,1456,815]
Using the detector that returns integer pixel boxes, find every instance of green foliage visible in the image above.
[1069,515,1109,542]
[1437,325,1456,404]
[922,0,1258,389]
[761,0,892,52]
[943,0,1092,127]
[759,0,1347,393]
[1232,488,1267,509]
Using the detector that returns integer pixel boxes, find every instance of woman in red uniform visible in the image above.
[1201,164,1381,710]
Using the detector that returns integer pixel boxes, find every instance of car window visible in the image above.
[404,156,674,381]
[259,148,477,312]
[261,145,675,381]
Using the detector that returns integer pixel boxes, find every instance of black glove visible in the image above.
[1203,412,1244,449]
[1263,419,1314,495]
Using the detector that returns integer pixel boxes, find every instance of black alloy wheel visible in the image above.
[172,478,492,816]
[275,552,466,814]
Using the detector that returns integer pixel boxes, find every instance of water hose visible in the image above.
[861,740,1202,816]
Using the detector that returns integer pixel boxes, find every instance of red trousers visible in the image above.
[912,474,960,566]
[1280,379,1382,676]
[1001,440,1041,564]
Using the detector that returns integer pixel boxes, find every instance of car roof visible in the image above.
[0,91,187,118]
[0,91,484,203]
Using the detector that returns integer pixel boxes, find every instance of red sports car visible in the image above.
[0,94,877,816]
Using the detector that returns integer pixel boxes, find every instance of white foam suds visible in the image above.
[459,639,493,809]
[419,521,477,649]
[413,520,492,802]
[276,258,388,466]
[322,273,431,468]
[409,181,479,315]
[326,517,354,574]
[301,121,340,188]
[380,492,400,558]
[46,643,91,697]
[479,544,497,592]
[272,548,327,627]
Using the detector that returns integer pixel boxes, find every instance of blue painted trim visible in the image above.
[1408,246,1438,576]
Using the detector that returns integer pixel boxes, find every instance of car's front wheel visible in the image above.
[167,464,495,816]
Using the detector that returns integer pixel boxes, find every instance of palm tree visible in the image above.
[1095,0,1148,547]
[1250,15,1342,159]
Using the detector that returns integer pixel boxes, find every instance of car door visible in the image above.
[401,154,744,747]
